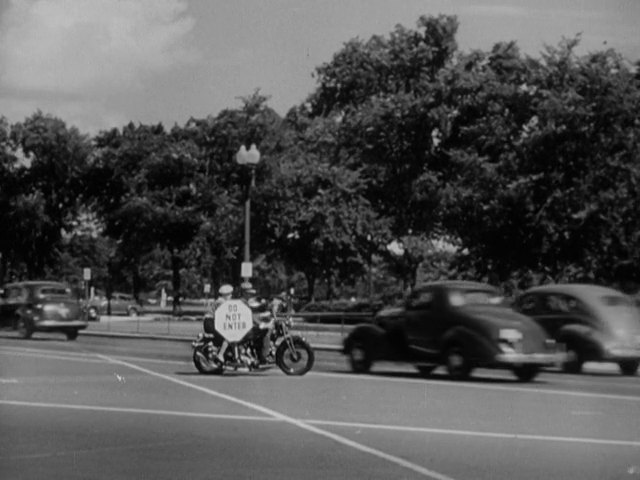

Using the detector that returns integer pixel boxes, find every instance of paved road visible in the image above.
[1,334,639,480]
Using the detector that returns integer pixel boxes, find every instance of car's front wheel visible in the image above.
[444,345,472,380]
[562,346,583,374]
[513,365,539,382]
[65,329,79,341]
[16,317,33,339]
[348,340,373,374]
[618,360,639,376]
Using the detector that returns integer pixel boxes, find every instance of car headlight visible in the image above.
[499,329,523,342]
[498,329,523,354]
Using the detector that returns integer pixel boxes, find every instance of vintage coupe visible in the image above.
[514,284,640,375]
[343,281,562,382]
[0,281,88,340]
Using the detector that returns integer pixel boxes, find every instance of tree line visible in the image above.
[1,15,639,304]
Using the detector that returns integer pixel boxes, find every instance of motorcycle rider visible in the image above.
[241,283,273,365]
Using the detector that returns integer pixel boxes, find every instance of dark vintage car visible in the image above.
[343,281,563,382]
[514,284,640,375]
[0,281,88,340]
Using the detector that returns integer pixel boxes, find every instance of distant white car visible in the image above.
[87,292,143,320]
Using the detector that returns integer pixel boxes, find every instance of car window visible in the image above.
[448,289,503,307]
[518,295,539,314]
[6,286,28,303]
[37,286,71,299]
[540,294,586,315]
[408,290,434,309]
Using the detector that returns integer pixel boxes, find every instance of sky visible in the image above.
[0,0,638,135]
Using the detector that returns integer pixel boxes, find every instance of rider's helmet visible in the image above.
[218,284,233,298]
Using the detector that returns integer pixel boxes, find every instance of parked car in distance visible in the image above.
[0,281,88,340]
[86,292,143,320]
[514,284,640,375]
[343,281,563,382]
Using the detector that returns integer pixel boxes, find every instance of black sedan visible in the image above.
[343,281,562,382]
[514,283,640,375]
[0,281,88,340]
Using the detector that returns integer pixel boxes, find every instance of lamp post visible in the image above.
[235,144,261,282]
[366,234,374,303]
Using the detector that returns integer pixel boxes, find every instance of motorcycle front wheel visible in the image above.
[192,347,223,375]
[276,336,314,376]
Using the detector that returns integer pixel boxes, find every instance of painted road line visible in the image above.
[2,399,639,448]
[97,354,458,480]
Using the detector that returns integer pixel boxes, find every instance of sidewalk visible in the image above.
[82,315,349,351]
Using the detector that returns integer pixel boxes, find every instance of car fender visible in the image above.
[440,326,496,362]
[557,324,602,356]
[343,323,389,360]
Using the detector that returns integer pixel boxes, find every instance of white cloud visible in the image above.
[0,0,198,93]
[0,0,198,132]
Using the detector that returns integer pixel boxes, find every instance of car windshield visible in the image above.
[448,289,504,307]
[37,286,71,298]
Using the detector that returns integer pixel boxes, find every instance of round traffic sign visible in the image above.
[214,300,253,342]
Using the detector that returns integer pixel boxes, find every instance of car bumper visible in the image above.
[603,348,640,361]
[495,351,566,365]
[35,320,88,330]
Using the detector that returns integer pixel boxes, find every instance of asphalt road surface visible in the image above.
[1,334,640,480]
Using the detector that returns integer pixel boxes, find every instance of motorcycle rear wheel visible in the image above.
[192,348,223,374]
[276,336,314,376]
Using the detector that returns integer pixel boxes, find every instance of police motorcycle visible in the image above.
[192,290,314,375]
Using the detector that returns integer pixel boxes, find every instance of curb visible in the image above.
[80,329,343,352]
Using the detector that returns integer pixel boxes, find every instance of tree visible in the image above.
[3,112,91,279]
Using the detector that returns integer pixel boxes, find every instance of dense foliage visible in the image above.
[1,15,639,301]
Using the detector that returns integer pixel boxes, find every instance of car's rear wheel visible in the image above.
[562,346,583,374]
[513,365,539,382]
[618,360,639,376]
[128,307,139,317]
[348,340,373,373]
[65,329,79,341]
[444,345,472,380]
[16,318,33,339]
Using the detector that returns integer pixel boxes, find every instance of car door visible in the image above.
[533,293,591,339]
[404,287,440,358]
[0,285,27,326]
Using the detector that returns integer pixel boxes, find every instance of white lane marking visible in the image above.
[306,420,640,448]
[0,399,276,422]
[0,378,19,384]
[96,354,457,480]
[310,371,640,402]
[3,399,639,448]
[0,348,105,363]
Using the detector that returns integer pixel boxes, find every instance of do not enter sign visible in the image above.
[214,300,253,342]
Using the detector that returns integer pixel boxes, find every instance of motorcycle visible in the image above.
[192,293,314,376]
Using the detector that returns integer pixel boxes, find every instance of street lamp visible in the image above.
[235,144,261,282]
